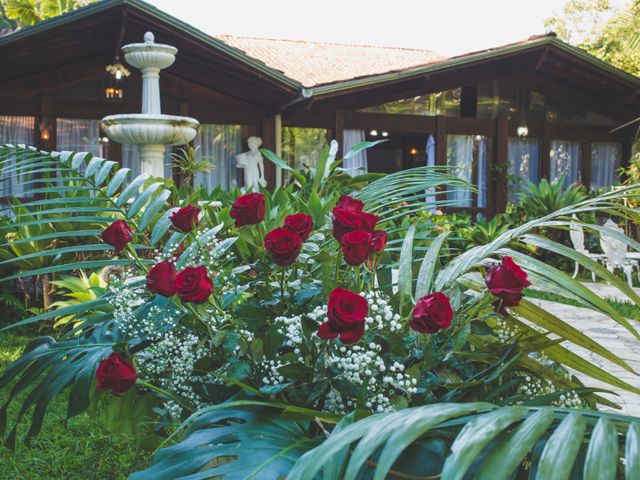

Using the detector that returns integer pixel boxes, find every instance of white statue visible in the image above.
[236,136,267,190]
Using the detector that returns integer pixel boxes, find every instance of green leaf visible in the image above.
[106,168,131,196]
[139,190,171,230]
[116,174,150,207]
[583,418,617,480]
[397,225,415,302]
[534,412,586,480]
[626,422,640,480]
[127,182,163,217]
[260,148,306,185]
[94,160,117,187]
[415,231,449,299]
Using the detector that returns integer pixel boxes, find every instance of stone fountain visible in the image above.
[102,32,199,177]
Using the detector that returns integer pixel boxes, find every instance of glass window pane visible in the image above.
[507,137,539,202]
[282,127,328,173]
[591,142,621,190]
[194,124,243,191]
[0,116,35,197]
[446,134,487,209]
[550,140,581,187]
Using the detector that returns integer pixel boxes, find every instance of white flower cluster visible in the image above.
[276,314,304,348]
[363,291,403,332]
[260,359,287,386]
[138,328,209,419]
[494,317,517,344]
[516,375,582,408]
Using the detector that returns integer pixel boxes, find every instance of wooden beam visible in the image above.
[435,115,447,167]
[334,109,344,157]
[343,112,436,133]
[540,118,551,180]
[261,115,277,189]
[581,141,592,189]
[494,117,509,214]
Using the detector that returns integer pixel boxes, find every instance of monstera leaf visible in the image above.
[130,404,323,480]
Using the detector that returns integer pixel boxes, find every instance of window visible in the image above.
[193,124,243,191]
[550,140,581,187]
[0,116,35,197]
[446,134,487,209]
[507,137,539,201]
[56,118,100,154]
[282,127,328,172]
[591,142,621,190]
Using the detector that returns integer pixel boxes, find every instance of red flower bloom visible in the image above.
[170,205,201,233]
[370,230,388,253]
[336,195,364,213]
[332,207,364,242]
[96,352,138,395]
[264,227,303,266]
[485,256,531,307]
[102,220,133,253]
[175,265,214,304]
[317,288,368,344]
[341,230,373,266]
[230,193,265,227]
[360,211,380,233]
[410,292,454,334]
[146,261,177,297]
[284,213,314,241]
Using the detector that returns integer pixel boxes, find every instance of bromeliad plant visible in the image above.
[2,143,640,478]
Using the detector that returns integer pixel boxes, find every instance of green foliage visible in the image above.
[169,145,213,190]
[462,215,510,248]
[1,0,96,27]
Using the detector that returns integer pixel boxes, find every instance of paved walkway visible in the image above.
[530,282,640,417]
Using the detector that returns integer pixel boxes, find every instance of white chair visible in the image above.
[600,219,639,288]
[569,215,600,281]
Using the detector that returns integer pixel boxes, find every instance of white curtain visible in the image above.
[550,140,581,187]
[56,118,100,154]
[0,116,35,197]
[425,134,436,205]
[194,124,243,191]
[122,144,173,179]
[508,137,539,201]
[342,129,368,175]
[446,135,486,208]
[591,142,621,190]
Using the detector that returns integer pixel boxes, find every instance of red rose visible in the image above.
[284,213,314,241]
[410,292,454,333]
[96,352,138,394]
[102,220,133,253]
[332,207,364,241]
[170,205,201,233]
[370,230,388,253]
[175,265,214,304]
[485,256,531,307]
[341,230,373,266]
[230,193,265,227]
[336,195,364,213]
[317,288,368,344]
[360,211,380,233]
[264,227,303,266]
[146,261,177,297]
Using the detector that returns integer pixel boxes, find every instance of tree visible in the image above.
[546,0,640,76]
[0,0,96,28]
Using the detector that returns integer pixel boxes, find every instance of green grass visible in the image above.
[525,288,640,320]
[0,333,151,480]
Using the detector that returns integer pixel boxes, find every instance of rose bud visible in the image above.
[264,227,303,266]
[410,292,454,333]
[284,213,314,241]
[370,230,388,253]
[485,256,531,307]
[230,192,266,227]
[360,211,380,233]
[332,207,364,242]
[175,265,214,304]
[146,261,177,297]
[336,195,364,213]
[96,352,138,395]
[317,287,368,344]
[341,230,373,266]
[170,204,201,233]
[102,220,133,253]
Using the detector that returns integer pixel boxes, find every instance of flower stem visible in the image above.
[280,267,286,313]
[136,379,191,411]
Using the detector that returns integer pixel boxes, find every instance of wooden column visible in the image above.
[435,115,447,166]
[540,119,551,180]
[334,109,344,158]
[261,114,277,189]
[494,117,509,214]
[581,141,592,189]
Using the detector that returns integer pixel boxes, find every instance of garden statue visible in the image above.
[236,136,267,190]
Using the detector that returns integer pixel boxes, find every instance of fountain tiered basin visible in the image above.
[102,32,199,177]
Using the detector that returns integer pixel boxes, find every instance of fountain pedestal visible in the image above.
[102,32,199,177]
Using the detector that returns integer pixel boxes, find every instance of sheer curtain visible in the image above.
[508,137,539,201]
[425,135,436,205]
[194,124,243,191]
[550,140,581,187]
[0,115,35,197]
[446,135,486,208]
[342,129,368,175]
[56,119,100,154]
[591,142,621,190]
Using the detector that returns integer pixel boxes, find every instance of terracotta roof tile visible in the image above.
[217,35,445,87]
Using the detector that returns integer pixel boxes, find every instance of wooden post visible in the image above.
[540,119,551,180]
[334,109,344,158]
[261,115,277,189]
[435,115,446,166]
[581,141,592,189]
[494,117,509,215]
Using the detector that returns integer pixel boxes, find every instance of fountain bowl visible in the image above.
[101,113,199,146]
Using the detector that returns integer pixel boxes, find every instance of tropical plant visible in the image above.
[169,145,214,190]
[1,0,96,27]
[2,143,640,479]
[462,215,510,248]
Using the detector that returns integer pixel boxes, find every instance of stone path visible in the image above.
[530,282,640,417]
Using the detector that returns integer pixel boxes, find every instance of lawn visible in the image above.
[0,333,150,480]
